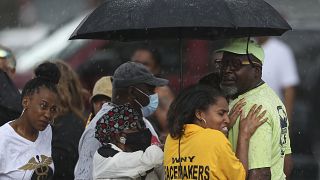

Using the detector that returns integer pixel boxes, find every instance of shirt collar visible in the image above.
[235,83,267,101]
[183,124,204,135]
[109,143,123,152]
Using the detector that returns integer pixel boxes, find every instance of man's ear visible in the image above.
[128,86,136,98]
[254,66,262,78]
[11,68,15,74]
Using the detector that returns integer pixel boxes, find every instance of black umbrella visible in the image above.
[70,0,291,41]
[70,0,291,89]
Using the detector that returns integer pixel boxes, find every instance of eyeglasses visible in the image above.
[220,58,261,71]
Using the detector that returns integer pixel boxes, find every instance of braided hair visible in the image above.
[21,62,60,99]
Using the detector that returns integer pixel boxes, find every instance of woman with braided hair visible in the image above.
[0,62,60,180]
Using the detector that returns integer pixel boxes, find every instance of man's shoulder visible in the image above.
[257,84,284,104]
[265,38,294,62]
[240,84,280,102]
[260,83,279,96]
[266,38,291,51]
[240,84,285,115]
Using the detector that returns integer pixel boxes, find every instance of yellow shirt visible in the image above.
[164,124,245,180]
[228,83,291,180]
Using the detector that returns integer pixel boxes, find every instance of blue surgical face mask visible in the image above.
[133,87,159,117]
[141,93,159,117]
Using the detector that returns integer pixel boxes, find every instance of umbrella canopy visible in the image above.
[70,0,291,41]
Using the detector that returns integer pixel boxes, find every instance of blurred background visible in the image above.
[1,0,320,179]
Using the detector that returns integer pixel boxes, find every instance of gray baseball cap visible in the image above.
[112,62,168,88]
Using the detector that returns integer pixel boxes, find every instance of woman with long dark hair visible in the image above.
[164,85,267,179]
[0,62,60,179]
[51,61,86,180]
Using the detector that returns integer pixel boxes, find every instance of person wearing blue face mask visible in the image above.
[131,45,175,145]
[132,86,159,117]
[74,62,168,180]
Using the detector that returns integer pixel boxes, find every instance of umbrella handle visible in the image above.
[246,36,254,67]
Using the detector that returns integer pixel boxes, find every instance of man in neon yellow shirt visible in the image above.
[217,39,293,180]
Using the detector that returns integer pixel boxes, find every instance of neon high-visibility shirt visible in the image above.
[228,83,291,180]
[164,124,245,180]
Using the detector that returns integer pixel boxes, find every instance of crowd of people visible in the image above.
[0,38,293,180]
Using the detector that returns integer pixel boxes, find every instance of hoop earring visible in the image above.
[202,118,207,124]
[200,117,207,127]
[20,108,26,117]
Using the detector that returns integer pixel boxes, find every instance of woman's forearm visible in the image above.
[236,134,249,173]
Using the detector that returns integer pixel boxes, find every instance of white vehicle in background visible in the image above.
[0,23,50,54]
[12,14,93,89]
[16,15,87,74]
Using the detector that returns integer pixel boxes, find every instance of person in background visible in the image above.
[132,45,174,144]
[93,103,163,179]
[256,37,299,122]
[87,76,112,126]
[209,49,224,75]
[164,85,267,179]
[0,62,60,179]
[75,62,168,180]
[0,45,22,126]
[0,45,16,79]
[218,38,293,179]
[52,61,86,180]
[131,46,162,77]
[198,72,221,90]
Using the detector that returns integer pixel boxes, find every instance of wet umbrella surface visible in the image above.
[70,0,291,41]
[70,0,291,89]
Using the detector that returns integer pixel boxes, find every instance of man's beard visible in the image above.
[220,84,238,97]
